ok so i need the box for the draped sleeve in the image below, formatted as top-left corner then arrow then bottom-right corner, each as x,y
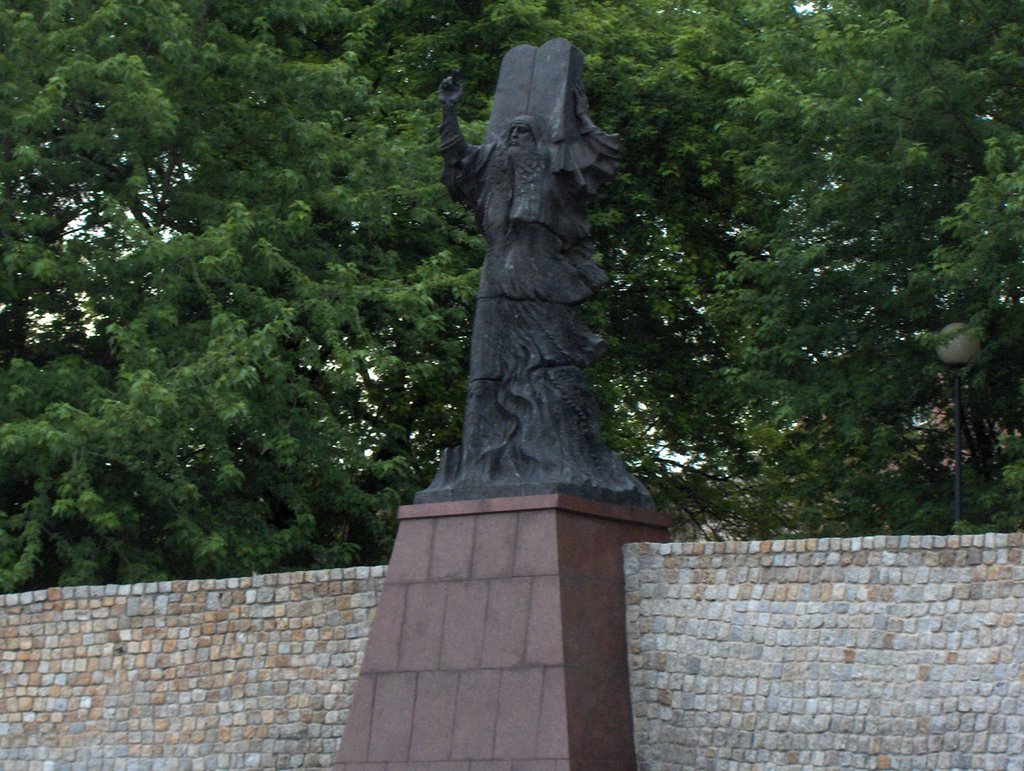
549,127 -> 620,196
439,108 -> 495,210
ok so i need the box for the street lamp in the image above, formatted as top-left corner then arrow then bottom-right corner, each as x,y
935,323 -> 980,527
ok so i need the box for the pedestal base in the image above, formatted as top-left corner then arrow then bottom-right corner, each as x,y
332,495 -> 669,770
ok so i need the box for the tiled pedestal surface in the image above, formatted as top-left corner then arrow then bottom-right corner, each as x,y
332,494 -> 669,771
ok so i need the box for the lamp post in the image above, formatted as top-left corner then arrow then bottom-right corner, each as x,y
935,323 -> 980,526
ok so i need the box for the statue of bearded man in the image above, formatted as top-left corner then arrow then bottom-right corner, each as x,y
416,71 -> 652,508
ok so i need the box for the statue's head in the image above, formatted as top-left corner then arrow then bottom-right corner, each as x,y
505,115 -> 547,151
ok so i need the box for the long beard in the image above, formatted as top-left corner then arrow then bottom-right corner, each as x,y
508,147 -> 546,223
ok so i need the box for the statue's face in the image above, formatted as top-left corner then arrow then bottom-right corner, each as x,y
507,122 -> 536,150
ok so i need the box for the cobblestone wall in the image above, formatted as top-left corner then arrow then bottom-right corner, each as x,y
4,534 -> 1022,770
625,533 -> 1024,771
0,566 -> 384,770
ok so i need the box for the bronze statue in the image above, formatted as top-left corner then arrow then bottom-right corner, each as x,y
417,39 -> 652,508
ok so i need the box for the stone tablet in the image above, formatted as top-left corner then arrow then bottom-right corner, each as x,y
485,38 -> 585,146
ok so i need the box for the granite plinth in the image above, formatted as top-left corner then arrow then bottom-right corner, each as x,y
332,495 -> 669,771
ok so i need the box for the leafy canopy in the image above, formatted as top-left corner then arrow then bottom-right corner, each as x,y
2,0 -> 1023,591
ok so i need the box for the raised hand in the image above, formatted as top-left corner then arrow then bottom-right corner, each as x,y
438,71 -> 463,106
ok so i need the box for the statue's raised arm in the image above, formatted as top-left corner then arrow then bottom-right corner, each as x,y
437,71 -> 467,160
437,71 -> 493,212
418,39 -> 652,509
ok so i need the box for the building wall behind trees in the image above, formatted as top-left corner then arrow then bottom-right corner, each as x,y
2,534 -> 1022,769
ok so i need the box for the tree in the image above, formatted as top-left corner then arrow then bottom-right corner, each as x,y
0,0 -> 480,589
1,0 -> 776,591
711,0 -> 1024,535
4,0 -> 1022,592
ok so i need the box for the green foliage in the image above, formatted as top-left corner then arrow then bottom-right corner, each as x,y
2,0 -> 1022,591
0,0 -> 474,589
710,0 -> 1024,536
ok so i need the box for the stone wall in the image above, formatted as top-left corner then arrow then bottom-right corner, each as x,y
0,566 -> 384,770
3,534 -> 1023,770
625,533 -> 1024,771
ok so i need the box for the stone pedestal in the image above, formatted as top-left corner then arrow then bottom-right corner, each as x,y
332,494 -> 669,771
